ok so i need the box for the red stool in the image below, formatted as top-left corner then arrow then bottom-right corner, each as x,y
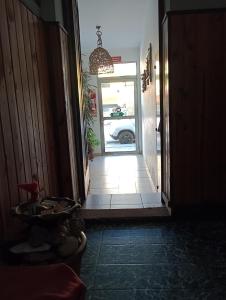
0,263 -> 86,300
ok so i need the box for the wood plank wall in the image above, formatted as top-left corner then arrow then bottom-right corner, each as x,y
0,0 -> 58,239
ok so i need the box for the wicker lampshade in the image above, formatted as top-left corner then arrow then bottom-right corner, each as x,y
89,26 -> 114,75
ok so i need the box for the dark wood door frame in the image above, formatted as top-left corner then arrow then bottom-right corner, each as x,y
158,0 -> 165,197
60,0 -> 166,203
62,0 -> 87,202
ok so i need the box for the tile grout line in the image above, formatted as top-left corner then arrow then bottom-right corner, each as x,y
88,229 -> 104,291
92,227 -> 105,290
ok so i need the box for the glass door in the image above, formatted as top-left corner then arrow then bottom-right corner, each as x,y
99,78 -> 138,153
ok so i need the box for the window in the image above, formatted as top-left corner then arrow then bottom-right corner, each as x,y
98,62 -> 136,78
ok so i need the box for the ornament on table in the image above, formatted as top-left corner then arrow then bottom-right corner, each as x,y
18,174 -> 40,215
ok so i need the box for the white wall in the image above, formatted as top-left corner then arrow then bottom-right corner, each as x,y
77,0 -> 147,50
140,0 -> 159,189
81,47 -> 140,154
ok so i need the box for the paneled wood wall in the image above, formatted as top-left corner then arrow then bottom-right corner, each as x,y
162,10 -> 226,214
0,0 -> 58,238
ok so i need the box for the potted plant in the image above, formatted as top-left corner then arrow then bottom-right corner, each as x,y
87,127 -> 100,160
82,71 -> 100,160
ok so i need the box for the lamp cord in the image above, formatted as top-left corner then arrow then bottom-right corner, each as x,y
96,25 -> 103,47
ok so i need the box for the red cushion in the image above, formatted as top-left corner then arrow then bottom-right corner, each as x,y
0,263 -> 86,300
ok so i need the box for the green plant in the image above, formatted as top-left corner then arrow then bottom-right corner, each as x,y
87,128 -> 100,149
82,70 -> 100,154
83,72 -> 94,128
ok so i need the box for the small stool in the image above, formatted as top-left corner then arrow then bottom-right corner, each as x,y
0,263 -> 86,300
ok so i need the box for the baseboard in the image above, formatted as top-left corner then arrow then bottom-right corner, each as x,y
81,207 -> 170,220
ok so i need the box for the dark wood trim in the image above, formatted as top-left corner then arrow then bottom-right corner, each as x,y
44,21 -> 68,35
158,0 -> 164,195
162,14 -> 168,25
62,0 -> 86,202
45,24 -> 74,198
162,7 -> 226,24
20,0 -> 40,17
167,12 -> 173,206
166,7 -> 226,16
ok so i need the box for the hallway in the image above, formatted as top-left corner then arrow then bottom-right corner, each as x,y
82,155 -> 163,213
81,220 -> 226,300
82,155 -> 165,217
88,155 -> 157,195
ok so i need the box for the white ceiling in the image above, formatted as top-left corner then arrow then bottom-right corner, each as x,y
78,0 -> 148,51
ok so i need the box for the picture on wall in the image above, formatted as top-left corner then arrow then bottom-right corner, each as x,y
142,70 -> 147,93
146,43 -> 152,83
142,42 -> 153,93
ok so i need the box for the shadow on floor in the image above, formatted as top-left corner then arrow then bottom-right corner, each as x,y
81,220 -> 226,300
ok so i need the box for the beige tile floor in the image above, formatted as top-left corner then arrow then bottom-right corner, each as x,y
89,155 -> 156,194
83,155 -> 164,211
83,193 -> 163,209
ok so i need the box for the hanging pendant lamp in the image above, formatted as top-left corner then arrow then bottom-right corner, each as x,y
89,26 -> 114,75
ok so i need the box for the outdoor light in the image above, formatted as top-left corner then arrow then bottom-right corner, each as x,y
89,25 -> 114,75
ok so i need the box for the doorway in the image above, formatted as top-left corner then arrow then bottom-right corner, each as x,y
99,77 -> 139,154
77,0 -> 163,212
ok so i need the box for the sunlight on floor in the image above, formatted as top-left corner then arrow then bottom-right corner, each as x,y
89,155 -> 155,194
82,155 -> 165,214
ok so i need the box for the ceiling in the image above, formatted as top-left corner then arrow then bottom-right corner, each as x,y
78,0 -> 148,51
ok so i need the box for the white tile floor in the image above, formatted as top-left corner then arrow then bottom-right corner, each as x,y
89,155 -> 156,194
83,193 -> 163,209
82,155 -> 165,213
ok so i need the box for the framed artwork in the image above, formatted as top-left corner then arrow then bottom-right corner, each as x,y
142,70 -> 147,93
146,43 -> 152,83
142,43 -> 153,93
